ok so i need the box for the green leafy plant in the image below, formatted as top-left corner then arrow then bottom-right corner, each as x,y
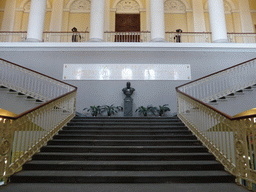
135,105 -> 157,116
156,104 -> 171,116
102,104 -> 123,116
83,105 -> 102,117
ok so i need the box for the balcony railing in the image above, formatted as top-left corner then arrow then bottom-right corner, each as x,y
0,31 -> 27,42
0,58 -> 77,184
0,31 -> 256,43
176,57 -> 256,190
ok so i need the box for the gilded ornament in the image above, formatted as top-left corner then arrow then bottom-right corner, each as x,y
235,140 -> 244,155
0,140 -> 10,155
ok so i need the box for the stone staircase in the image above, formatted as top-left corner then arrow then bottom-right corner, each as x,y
10,116 -> 235,183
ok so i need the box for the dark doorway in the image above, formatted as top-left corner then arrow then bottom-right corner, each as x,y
115,14 -> 140,42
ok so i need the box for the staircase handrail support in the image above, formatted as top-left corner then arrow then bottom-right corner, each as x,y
0,59 -> 77,184
176,57 -> 256,190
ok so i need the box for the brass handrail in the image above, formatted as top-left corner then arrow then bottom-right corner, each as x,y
0,58 -> 77,184
176,57 -> 256,190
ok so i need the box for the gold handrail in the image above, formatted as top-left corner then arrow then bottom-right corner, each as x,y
0,59 -> 77,185
176,57 -> 256,190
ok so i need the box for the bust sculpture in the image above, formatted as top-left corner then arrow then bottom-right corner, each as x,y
122,82 -> 135,117
122,82 -> 135,97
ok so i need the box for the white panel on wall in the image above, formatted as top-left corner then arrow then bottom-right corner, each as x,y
63,64 -> 191,80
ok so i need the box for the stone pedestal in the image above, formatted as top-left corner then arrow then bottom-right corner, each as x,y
124,97 -> 133,117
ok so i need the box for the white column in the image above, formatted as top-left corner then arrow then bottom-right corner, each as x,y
1,0 -> 16,31
150,0 -> 165,42
89,0 -> 106,42
238,0 -> 254,33
49,0 -> 64,31
208,0 -> 228,43
27,0 -> 47,42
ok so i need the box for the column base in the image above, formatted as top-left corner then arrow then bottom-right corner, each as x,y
150,38 -> 166,42
212,39 -> 229,43
26,38 -> 41,42
89,38 -> 104,42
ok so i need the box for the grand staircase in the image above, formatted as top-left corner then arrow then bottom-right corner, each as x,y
10,116 -> 235,184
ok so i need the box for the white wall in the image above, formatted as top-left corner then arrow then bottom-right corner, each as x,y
0,43 -> 255,116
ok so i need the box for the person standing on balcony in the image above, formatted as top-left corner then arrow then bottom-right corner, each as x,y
174,29 -> 182,43
72,27 -> 81,42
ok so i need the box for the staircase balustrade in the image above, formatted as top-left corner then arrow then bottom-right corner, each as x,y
0,58 -> 77,184
176,57 -> 256,190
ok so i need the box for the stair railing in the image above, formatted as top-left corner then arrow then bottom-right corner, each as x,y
0,58 -> 77,184
176,57 -> 256,190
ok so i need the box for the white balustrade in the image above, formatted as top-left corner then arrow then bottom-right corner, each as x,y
0,59 -> 75,102
104,31 -> 151,42
179,59 -> 256,103
0,59 -> 77,184
227,33 -> 256,43
1,31 -> 256,43
0,32 -> 27,42
43,32 -> 89,42
165,32 -> 212,43
176,58 -> 256,190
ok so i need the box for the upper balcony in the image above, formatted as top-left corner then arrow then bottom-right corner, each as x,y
0,31 -> 256,44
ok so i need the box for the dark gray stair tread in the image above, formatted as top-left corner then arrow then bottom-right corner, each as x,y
40,146 -> 208,153
23,160 -> 223,170
63,126 -> 187,130
13,170 -> 232,177
54,134 -> 192,137
74,117 -> 178,120
53,135 -> 197,140
42,146 -> 206,149
25,160 -> 221,165
32,152 -> 215,160
67,124 -> 184,127
48,140 -> 200,146
34,152 -> 212,156
68,121 -> 184,126
57,131 -> 191,136
59,130 -> 189,133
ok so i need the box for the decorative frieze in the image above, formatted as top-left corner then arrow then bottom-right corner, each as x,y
164,0 -> 186,13
70,0 -> 91,12
116,0 -> 140,13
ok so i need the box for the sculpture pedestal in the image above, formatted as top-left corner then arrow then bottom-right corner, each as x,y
124,97 -> 133,117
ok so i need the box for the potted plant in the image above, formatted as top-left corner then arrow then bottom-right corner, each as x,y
83,105 -> 102,117
135,105 -> 157,116
156,104 -> 170,116
102,104 -> 123,117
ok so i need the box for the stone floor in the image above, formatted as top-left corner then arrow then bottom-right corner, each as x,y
0,183 -> 250,192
